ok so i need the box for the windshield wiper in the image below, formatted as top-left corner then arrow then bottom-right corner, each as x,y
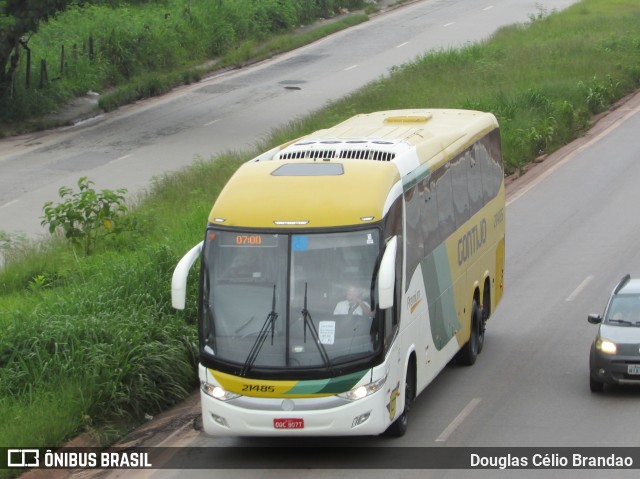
240,285 -> 278,376
608,318 -> 633,325
300,282 -> 333,370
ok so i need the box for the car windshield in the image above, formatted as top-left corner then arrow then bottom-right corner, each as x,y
201,228 -> 382,373
605,294 -> 640,326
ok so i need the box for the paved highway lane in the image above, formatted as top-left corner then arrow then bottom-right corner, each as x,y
0,0 -> 577,240
62,95 -> 640,479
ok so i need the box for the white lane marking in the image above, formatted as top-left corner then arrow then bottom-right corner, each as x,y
344,65 -> 358,71
397,42 -> 409,48
566,275 -> 595,302
204,118 -> 221,127
1,199 -> 18,208
112,154 -> 132,164
444,22 -> 455,27
483,5 -> 494,11
435,397 -> 481,442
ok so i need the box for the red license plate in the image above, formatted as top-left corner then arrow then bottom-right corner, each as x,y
273,418 -> 304,429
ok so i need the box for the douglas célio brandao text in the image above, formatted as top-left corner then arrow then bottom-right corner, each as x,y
470,453 -> 633,469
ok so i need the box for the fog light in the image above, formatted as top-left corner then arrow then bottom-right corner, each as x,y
211,413 -> 229,428
599,368 -> 606,376
351,412 -> 371,428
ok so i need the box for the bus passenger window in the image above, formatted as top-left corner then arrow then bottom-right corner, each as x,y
422,176 -> 440,256
451,153 -> 470,228
434,165 -> 455,241
468,150 -> 483,215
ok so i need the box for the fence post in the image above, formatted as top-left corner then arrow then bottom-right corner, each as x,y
18,39 -> 31,89
60,44 -> 65,77
40,59 -> 48,88
25,45 -> 31,88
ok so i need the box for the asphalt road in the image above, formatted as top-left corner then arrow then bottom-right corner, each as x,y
57,90 -> 640,479
0,0 -> 577,242
12,0 -> 640,477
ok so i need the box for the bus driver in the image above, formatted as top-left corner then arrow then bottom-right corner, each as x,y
334,286 -> 372,317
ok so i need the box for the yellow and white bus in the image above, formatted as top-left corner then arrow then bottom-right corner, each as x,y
172,109 -> 505,437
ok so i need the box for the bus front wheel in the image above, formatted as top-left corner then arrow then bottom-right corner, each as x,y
383,360 -> 416,437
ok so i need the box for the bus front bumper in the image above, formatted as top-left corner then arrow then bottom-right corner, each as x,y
199,384 -> 395,437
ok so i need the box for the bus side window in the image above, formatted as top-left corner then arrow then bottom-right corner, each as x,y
434,164 -> 455,241
404,183 -> 424,282
450,153 -> 470,228
383,307 -> 396,351
422,175 -> 439,255
467,149 -> 483,216
477,136 -> 502,204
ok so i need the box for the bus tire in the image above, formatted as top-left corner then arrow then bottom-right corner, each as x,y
457,301 -> 480,366
477,303 -> 486,354
383,359 -> 416,437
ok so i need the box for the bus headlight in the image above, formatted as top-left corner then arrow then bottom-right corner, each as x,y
338,374 -> 387,401
201,381 -> 240,401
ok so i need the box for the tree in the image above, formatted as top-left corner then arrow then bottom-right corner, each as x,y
0,0 -> 72,94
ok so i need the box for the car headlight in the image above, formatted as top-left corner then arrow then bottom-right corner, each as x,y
597,338 -> 617,355
201,381 -> 240,401
338,374 -> 387,401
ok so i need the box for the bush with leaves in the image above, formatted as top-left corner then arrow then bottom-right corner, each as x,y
41,177 -> 128,255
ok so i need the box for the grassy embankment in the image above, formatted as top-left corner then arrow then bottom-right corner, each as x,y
0,0 -> 373,136
1,0 -> 639,474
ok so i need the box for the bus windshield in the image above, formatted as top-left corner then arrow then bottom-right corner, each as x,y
201,228 -> 382,374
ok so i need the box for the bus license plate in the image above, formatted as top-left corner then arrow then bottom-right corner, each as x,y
628,365 -> 640,375
274,418 -> 304,429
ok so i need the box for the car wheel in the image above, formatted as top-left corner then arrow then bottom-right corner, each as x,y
589,375 -> 604,393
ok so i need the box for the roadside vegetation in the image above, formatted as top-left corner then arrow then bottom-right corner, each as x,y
0,0 -> 373,136
1,0 -> 640,475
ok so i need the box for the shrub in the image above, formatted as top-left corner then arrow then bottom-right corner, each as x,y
41,177 -> 128,255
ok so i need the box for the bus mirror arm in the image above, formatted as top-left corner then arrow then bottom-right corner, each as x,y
171,241 -> 203,310
377,236 -> 397,310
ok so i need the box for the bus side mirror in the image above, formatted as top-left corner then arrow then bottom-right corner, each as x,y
377,236 -> 397,310
171,241 -> 203,310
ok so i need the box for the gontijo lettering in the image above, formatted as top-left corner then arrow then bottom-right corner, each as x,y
458,219 -> 487,266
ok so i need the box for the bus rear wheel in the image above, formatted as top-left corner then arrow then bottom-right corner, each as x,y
477,304 -> 486,354
457,301 -> 481,366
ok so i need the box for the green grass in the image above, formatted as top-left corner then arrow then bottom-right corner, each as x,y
0,155 -> 245,458
0,0 -> 371,133
0,0 -> 639,474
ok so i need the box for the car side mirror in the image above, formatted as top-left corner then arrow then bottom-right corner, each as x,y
587,314 -> 602,324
